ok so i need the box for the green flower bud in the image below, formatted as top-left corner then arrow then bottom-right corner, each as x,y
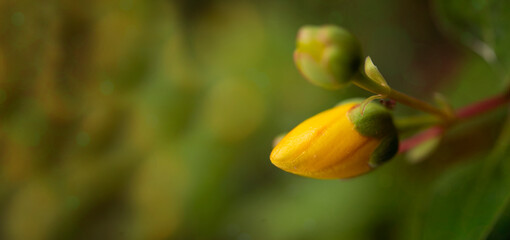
294,25 -> 362,89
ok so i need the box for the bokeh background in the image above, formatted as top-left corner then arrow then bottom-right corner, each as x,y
1,0 -> 510,239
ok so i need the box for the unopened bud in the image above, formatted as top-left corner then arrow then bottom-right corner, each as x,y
270,99 -> 398,179
294,25 -> 362,89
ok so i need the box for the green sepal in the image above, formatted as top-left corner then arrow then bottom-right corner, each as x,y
350,57 -> 392,96
348,100 -> 397,139
364,57 -> 390,91
369,134 -> 399,167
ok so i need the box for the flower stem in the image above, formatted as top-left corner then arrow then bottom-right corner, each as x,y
456,94 -> 508,119
352,73 -> 452,121
388,89 -> 452,121
395,115 -> 440,131
399,93 -> 510,153
399,127 -> 443,153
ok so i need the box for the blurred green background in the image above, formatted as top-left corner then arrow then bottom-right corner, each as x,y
1,0 -> 510,239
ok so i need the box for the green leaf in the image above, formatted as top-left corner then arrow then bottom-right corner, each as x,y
421,113 -> 510,240
406,136 -> 441,164
434,0 -> 510,76
364,56 -> 389,88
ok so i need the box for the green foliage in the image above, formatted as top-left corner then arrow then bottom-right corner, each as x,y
415,1 -> 510,239
434,0 -> 510,77
422,116 -> 510,240
0,0 -> 509,239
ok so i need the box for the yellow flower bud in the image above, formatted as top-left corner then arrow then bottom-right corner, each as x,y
270,99 -> 398,179
294,25 -> 362,89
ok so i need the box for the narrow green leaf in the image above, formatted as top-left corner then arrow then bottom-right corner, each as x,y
421,111 -> 510,240
406,136 -> 441,164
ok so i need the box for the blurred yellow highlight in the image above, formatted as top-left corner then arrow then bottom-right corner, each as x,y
129,149 -> 187,240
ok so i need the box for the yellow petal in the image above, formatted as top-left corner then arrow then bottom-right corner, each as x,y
270,103 -> 380,179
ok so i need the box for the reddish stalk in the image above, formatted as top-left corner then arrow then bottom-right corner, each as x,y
399,94 -> 510,153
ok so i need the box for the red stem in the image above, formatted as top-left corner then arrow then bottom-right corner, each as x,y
399,127 -> 444,153
399,94 -> 510,153
456,94 -> 508,119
